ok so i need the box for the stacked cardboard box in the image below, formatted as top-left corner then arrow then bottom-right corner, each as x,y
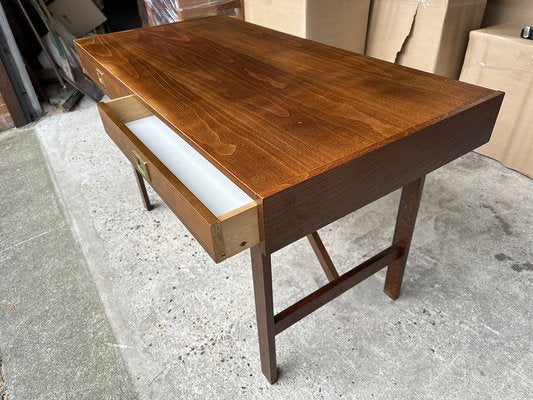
366,0 -> 486,79
244,0 -> 370,54
48,0 -> 106,37
482,0 -> 533,27
460,26 -> 533,177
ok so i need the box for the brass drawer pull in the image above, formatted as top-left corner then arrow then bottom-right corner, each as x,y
96,68 -> 105,87
132,150 -> 150,181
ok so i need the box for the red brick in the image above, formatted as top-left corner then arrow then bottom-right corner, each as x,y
0,92 -> 13,130
0,92 -> 12,120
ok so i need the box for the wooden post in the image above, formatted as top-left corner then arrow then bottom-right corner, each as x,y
384,176 -> 425,300
251,244 -> 277,383
133,167 -> 153,211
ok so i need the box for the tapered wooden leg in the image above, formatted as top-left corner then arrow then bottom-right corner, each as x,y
384,176 -> 425,300
133,168 -> 153,211
307,231 -> 339,282
251,245 -> 277,384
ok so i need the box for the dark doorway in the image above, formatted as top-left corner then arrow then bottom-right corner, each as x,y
103,0 -> 142,32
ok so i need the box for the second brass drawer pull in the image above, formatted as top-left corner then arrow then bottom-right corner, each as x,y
132,150 -> 150,181
96,68 -> 105,87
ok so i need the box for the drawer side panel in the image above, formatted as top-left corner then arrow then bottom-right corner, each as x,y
219,202 -> 260,258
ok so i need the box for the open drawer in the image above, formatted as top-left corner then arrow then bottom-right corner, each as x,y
97,95 -> 260,263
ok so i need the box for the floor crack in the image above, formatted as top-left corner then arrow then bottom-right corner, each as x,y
0,226 -> 64,255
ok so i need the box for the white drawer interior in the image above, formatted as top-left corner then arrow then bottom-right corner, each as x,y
126,116 -> 253,217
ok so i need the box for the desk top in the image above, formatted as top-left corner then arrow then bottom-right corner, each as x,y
76,16 -> 501,199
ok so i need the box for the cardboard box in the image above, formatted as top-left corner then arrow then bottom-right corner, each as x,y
48,0 -> 106,37
460,26 -> 533,177
366,0 -> 486,79
482,0 -> 533,27
243,0 -> 370,54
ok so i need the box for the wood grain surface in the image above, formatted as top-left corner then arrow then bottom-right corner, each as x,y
75,16 -> 502,200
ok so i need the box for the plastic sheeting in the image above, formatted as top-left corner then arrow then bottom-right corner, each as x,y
141,0 -> 242,26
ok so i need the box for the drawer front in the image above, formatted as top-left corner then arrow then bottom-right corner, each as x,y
77,46 -> 131,99
97,95 -> 260,262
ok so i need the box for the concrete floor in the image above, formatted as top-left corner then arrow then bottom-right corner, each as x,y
0,129 -> 135,399
0,97 -> 532,399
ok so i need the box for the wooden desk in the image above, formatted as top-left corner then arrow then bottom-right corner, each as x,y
75,16 -> 503,383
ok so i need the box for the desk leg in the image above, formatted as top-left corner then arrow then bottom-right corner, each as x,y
132,168 -> 153,211
384,176 -> 425,300
251,245 -> 277,384
307,231 -> 340,282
